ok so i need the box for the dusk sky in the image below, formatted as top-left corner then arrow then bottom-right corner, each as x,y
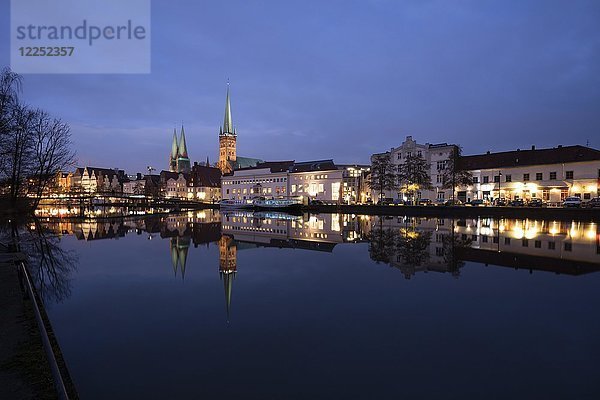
1,0 -> 599,173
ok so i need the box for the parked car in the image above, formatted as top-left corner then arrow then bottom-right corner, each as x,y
587,197 -> 600,208
394,198 -> 406,205
494,198 -> 508,206
563,196 -> 582,208
433,199 -> 446,206
528,198 -> 546,207
417,198 -> 432,206
376,197 -> 394,206
310,199 -> 324,205
444,199 -> 463,206
468,199 -> 487,207
509,199 -> 525,207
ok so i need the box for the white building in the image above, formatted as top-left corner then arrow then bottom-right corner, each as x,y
371,136 -> 456,202
72,167 -> 125,194
123,176 -> 146,195
458,145 -> 600,205
221,160 -> 343,204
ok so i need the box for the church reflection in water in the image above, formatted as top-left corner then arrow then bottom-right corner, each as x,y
39,210 -> 600,319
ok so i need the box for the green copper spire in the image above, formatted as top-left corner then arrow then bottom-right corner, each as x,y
178,125 -> 188,158
222,83 -> 234,135
171,128 -> 178,159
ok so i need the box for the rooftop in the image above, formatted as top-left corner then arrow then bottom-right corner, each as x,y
458,145 -> 600,170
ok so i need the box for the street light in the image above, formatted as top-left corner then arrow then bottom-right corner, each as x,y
498,171 -> 502,201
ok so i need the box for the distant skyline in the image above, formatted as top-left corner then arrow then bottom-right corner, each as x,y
1,0 -> 599,173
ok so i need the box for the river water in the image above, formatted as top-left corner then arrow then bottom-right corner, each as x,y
29,211 -> 600,399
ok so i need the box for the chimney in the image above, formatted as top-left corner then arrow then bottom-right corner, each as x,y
517,148 -> 520,151
531,145 -> 535,150
486,150 -> 490,155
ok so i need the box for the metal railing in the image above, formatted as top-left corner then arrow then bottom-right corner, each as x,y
18,261 -> 70,400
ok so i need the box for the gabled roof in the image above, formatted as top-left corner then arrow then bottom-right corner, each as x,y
190,165 -> 221,187
458,145 -> 600,170
159,170 -> 188,181
74,167 -> 126,180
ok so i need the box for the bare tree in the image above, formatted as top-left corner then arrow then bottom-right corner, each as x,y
369,152 -> 398,202
29,110 -> 76,205
0,68 -> 75,210
442,146 -> 473,201
397,153 -> 432,203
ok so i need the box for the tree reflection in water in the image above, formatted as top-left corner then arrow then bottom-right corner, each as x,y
367,216 -> 472,278
367,218 -> 397,264
0,217 -> 78,303
442,219 -> 473,275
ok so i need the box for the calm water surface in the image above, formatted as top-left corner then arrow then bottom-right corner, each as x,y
32,211 -> 600,399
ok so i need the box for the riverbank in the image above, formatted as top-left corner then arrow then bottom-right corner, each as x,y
305,204 -> 600,221
0,249 -> 78,399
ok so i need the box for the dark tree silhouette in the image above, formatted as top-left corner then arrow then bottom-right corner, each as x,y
369,152 -> 398,201
442,146 -> 473,201
367,217 -> 398,264
0,68 -> 75,211
397,153 -> 432,203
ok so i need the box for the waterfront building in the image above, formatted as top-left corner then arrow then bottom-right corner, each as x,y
457,145 -> 600,204
161,170 -> 190,199
71,167 -> 126,194
216,84 -> 262,174
337,164 -> 371,204
288,160 -> 343,203
221,160 -> 344,203
189,163 -> 222,202
169,126 -> 191,173
160,163 -> 222,201
371,136 -> 457,202
122,173 -> 146,195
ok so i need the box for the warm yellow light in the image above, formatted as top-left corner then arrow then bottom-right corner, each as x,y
585,228 -> 597,241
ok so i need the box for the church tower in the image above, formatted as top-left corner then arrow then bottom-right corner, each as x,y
169,128 -> 178,172
177,125 -> 191,173
169,126 -> 191,173
217,83 -> 237,174
219,235 -> 237,321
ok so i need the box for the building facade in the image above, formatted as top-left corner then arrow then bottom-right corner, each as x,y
160,163 -> 222,202
457,145 -> 600,204
72,167 -> 126,194
371,136 -> 457,202
337,164 -> 371,204
221,160 -> 344,203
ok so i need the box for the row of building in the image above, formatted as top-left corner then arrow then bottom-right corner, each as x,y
53,84 -> 600,205
372,136 -> 600,205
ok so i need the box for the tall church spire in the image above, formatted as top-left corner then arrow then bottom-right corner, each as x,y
171,128 -> 179,159
178,125 -> 188,158
222,83 -> 234,135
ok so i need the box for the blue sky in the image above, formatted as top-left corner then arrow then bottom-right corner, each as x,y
1,0 -> 599,173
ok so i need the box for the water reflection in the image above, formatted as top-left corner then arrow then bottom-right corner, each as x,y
31,211 -> 600,306
0,217 -> 78,303
20,211 -> 600,399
